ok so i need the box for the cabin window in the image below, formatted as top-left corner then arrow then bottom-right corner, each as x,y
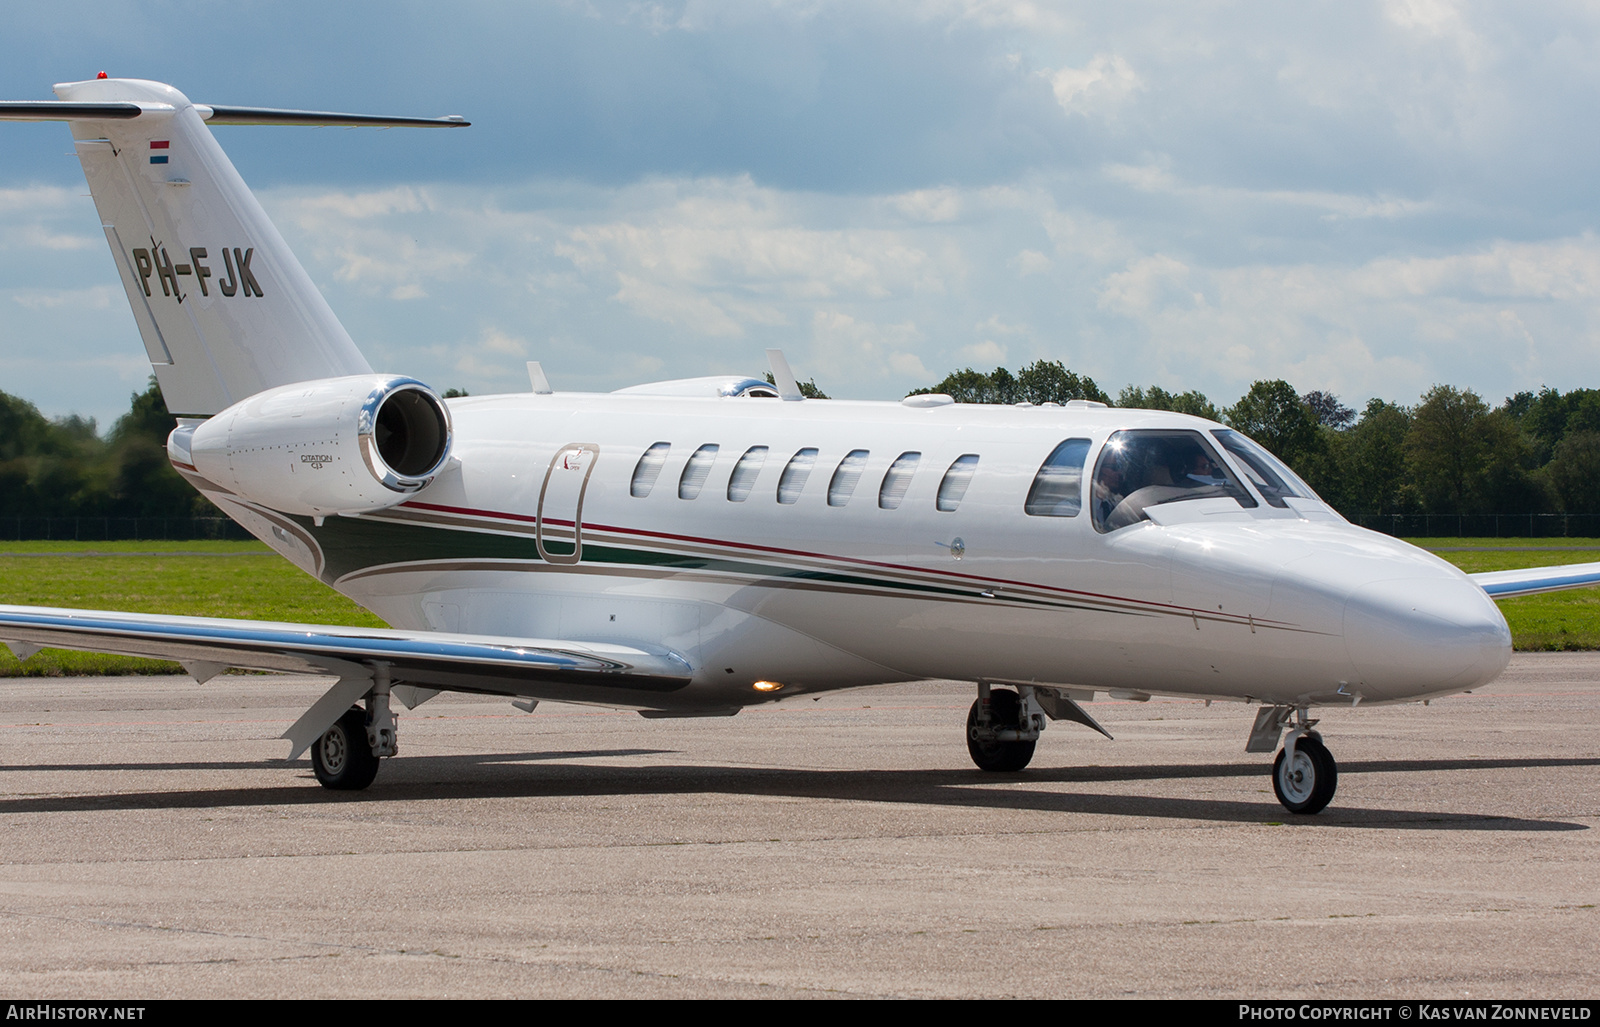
828,450 -> 870,507
630,442 -> 670,498
777,448 -> 819,504
1024,439 -> 1091,517
727,446 -> 767,502
936,454 -> 980,512
878,452 -> 921,510
1211,429 -> 1317,508
678,444 -> 719,500
1091,429 -> 1256,533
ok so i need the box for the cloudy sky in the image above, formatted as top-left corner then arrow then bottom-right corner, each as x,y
3,0 -> 1599,425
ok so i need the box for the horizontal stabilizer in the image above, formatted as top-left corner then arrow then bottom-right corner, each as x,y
200,105 -> 469,127
1470,561 -> 1600,599
0,101 -> 143,121
0,101 -> 468,127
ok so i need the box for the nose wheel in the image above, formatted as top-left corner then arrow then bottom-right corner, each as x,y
1272,731 -> 1337,815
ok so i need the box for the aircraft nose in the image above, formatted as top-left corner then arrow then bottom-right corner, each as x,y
1342,576 -> 1511,698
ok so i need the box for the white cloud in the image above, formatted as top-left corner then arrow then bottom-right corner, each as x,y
1046,53 -> 1142,115
479,327 -> 529,356
1011,248 -> 1052,276
1104,163 -> 1431,221
889,188 -> 962,223
7,284 -> 118,310
611,273 -> 751,337
962,338 -> 1007,364
809,310 -> 928,382
0,186 -> 82,215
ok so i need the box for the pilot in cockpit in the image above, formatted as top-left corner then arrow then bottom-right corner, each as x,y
1180,449 -> 1223,488
1093,448 -> 1127,523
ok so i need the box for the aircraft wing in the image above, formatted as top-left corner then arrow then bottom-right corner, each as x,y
1469,561 -> 1600,599
0,604 -> 694,756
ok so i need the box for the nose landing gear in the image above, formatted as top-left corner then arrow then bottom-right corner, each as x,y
1251,704 -> 1338,815
1273,731 -> 1337,814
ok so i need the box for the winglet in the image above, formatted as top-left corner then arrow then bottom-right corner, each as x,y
766,349 -> 803,402
527,361 -> 553,395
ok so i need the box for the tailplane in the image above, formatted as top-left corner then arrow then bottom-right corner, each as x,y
1,78 -> 467,416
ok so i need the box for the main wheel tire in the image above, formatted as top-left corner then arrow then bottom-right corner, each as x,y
1272,734 -> 1337,814
311,706 -> 381,791
966,689 -> 1036,772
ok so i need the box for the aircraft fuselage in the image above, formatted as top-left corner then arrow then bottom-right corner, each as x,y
190,391 -> 1513,714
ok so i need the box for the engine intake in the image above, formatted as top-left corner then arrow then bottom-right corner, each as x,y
178,375 -> 453,516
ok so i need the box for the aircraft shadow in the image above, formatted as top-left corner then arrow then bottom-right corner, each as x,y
0,748 -> 675,774
0,753 -> 1590,830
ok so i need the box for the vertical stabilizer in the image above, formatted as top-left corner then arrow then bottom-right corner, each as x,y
50,79 -> 372,415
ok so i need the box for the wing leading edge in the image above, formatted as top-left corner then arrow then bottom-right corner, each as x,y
0,604 -> 694,755
1469,561 -> 1600,599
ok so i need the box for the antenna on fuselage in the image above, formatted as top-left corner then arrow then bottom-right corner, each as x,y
765,349 -> 804,401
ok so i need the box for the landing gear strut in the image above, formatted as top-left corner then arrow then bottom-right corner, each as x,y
1268,706 -> 1338,815
966,685 -> 1040,772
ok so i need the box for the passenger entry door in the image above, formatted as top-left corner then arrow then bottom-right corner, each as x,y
537,443 -> 600,565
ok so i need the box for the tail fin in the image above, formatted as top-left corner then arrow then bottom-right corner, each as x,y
2,78 -> 467,416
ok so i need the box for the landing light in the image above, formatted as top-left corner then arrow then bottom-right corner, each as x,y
752,680 -> 783,693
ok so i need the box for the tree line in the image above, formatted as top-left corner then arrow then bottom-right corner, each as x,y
0,379 -> 208,519
913,361 -> 1600,518
5,365 -> 1598,520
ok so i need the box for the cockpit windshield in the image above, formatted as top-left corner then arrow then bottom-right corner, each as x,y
1091,430 -> 1256,532
1210,429 -> 1319,508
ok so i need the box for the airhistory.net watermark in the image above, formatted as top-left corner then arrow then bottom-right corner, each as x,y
4,1007 -> 145,1021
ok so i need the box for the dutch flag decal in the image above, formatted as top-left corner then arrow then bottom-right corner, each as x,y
149,140 -> 169,165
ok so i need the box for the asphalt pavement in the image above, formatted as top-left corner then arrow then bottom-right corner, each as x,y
0,655 -> 1596,998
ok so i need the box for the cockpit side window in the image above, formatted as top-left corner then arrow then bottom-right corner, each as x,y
1024,439 -> 1091,517
1091,430 -> 1256,533
1210,429 -> 1318,508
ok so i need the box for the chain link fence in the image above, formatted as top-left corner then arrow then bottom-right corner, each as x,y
1351,513 -> 1600,538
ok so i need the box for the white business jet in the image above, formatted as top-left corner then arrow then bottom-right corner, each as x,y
2,78 -> 1593,815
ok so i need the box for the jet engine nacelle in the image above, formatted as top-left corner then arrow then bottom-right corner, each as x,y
177,375 -> 453,517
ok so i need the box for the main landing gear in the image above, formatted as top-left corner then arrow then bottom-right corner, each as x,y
312,706 -> 380,789
1251,704 -> 1338,815
310,683 -> 398,791
966,684 -> 1042,772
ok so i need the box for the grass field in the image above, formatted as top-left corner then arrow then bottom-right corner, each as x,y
1,536 -> 1597,675
0,540 -> 383,676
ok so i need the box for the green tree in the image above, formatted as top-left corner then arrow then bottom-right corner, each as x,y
1544,431 -> 1600,514
1406,385 -> 1489,514
1341,399 -> 1413,515
1117,384 -> 1220,421
0,390 -> 100,517
106,378 -> 213,517
1224,381 -> 1321,465
1477,409 -> 1548,514
1015,360 -> 1109,405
